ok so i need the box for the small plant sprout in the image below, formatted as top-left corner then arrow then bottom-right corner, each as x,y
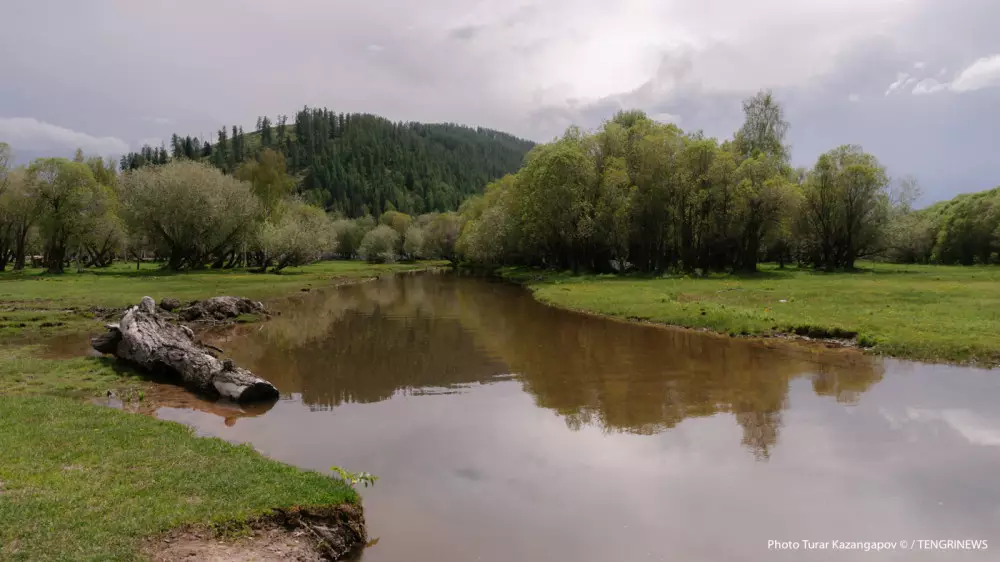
330,466 -> 378,488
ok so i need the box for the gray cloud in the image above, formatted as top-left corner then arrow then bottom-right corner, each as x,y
448,25 -> 483,41
0,0 -> 996,201
0,117 -> 129,157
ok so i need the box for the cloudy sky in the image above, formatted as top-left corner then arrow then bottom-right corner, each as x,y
1,0 -> 998,203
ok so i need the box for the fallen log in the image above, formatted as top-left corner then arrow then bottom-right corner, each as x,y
91,296 -> 279,402
177,296 -> 267,322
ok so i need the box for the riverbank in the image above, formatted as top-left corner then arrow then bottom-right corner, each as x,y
0,260 -> 443,560
0,260 -> 443,340
502,262 -> 1000,366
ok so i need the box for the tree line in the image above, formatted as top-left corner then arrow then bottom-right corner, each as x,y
455,91 -> 965,272
120,108 -> 535,218
0,142 -> 461,274
1,94 -> 995,276
885,186 -> 1000,265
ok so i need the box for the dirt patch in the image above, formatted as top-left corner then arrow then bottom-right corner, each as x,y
144,505 -> 366,562
148,526 -> 321,562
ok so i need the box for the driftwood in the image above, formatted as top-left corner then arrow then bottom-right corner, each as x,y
176,296 -> 267,322
92,296 -> 279,402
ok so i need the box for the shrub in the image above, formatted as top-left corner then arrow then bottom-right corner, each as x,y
262,201 -> 333,271
331,216 -> 374,259
358,225 -> 400,263
402,226 -> 425,260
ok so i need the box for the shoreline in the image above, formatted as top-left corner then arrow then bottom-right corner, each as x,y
0,261 -> 445,561
500,266 -> 1000,369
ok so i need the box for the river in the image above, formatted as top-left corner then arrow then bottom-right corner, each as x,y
116,272 -> 999,560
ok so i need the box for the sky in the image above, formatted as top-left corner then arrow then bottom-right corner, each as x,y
1,0 -> 998,204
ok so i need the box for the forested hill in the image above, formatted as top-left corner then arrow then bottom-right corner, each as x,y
122,107 -> 535,217
900,185 -> 1000,265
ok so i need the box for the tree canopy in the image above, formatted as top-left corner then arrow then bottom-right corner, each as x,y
457,92 -> 894,273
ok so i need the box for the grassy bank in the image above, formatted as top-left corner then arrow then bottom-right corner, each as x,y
0,351 -> 359,560
0,260 -> 445,559
0,394 -> 357,560
503,262 -> 1000,366
0,260 -> 444,339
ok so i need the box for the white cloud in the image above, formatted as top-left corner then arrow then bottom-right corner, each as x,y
650,112 -> 681,124
884,72 -> 910,96
367,44 -> 385,53
148,117 -> 172,125
891,54 -> 1000,96
911,78 -> 947,95
0,117 -> 129,156
848,93 -> 861,102
913,61 -> 925,69
905,408 -> 1000,447
951,53 -> 1000,92
137,137 -> 164,149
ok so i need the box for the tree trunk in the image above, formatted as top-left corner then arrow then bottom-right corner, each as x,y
91,297 -> 279,402
13,229 -> 27,271
46,243 -> 66,274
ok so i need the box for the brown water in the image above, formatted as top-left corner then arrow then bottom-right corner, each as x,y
137,272 -> 997,561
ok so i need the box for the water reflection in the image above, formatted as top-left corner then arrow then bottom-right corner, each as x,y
156,273 -> 1000,562
96,383 -> 276,425
206,272 -> 883,459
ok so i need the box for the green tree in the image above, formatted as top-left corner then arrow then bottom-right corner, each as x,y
331,216 -> 374,259
0,167 -> 40,270
457,177 -> 515,264
234,149 -> 296,219
731,154 -> 796,271
215,128 -> 229,170
511,139 -> 597,270
120,161 -> 260,270
171,134 -> 183,159
0,142 -> 12,194
27,158 -> 101,273
733,89 -> 789,162
260,116 -> 273,148
260,200 -> 332,271
402,225 -> 425,259
359,224 -> 400,263
800,145 -> 890,270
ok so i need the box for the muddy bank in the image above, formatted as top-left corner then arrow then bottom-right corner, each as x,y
145,505 -> 367,562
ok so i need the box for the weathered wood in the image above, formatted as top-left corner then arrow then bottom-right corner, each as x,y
91,296 -> 278,402
177,296 -> 266,322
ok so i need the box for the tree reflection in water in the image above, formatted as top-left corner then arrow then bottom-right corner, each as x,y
206,272 -> 884,460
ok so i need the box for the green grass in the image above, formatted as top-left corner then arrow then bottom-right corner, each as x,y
0,340 -> 361,561
0,260 -> 444,339
503,262 -> 1000,366
0,346 -> 142,398
0,259 -> 444,559
0,395 -> 356,561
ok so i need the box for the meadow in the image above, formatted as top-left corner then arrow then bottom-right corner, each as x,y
504,262 -> 1000,366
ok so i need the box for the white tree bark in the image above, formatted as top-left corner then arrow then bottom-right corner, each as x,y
92,296 -> 279,402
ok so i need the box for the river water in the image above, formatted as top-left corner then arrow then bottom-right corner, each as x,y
140,272 -> 998,561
